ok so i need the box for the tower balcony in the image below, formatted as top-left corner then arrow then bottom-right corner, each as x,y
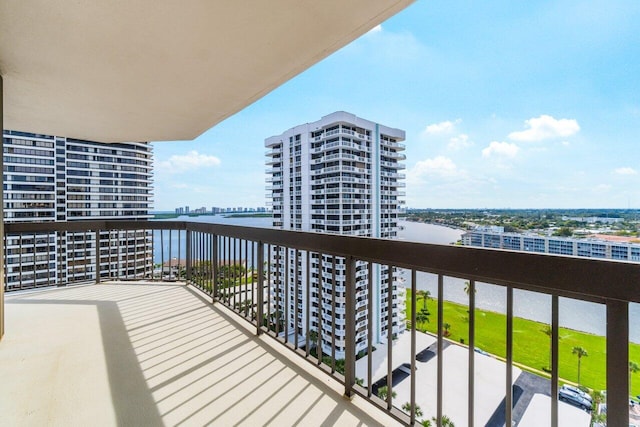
0,220 -> 636,426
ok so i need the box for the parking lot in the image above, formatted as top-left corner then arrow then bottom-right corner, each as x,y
357,331 -> 592,427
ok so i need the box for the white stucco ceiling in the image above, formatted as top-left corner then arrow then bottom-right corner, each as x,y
0,0 -> 413,143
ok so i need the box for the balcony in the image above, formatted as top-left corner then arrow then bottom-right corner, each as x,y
1,219 -> 638,426
0,281 -> 398,426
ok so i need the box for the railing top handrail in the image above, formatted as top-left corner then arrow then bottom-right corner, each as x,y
6,220 -> 639,304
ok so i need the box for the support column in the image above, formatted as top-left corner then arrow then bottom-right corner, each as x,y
607,299 -> 629,427
1,75 -> 4,340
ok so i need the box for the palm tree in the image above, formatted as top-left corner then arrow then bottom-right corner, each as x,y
432,415 -> 455,427
377,385 -> 396,400
401,402 -> 423,418
307,329 -> 318,351
463,281 -> 475,296
416,290 -> 431,310
542,325 -> 562,371
416,308 -> 430,326
630,361 -> 640,393
572,346 -> 588,385
443,322 -> 451,337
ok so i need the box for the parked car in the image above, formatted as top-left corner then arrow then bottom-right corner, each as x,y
560,384 -> 593,404
559,388 -> 592,412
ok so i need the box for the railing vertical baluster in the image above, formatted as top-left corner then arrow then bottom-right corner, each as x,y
118,231 -> 122,280
256,241 -> 264,335
275,246 -> 280,337
267,244 -> 272,334
506,286 -> 513,425
95,230 -> 101,284
168,229 -> 172,280
200,232 -> 204,288
367,261 -> 373,398
148,229 -> 152,280
19,234 -> 23,289
210,234 -> 213,294
201,233 -> 205,290
551,295 -> 559,427
224,235 -> 228,303
133,230 -> 138,279
54,232 -> 58,287
32,232 -> 36,288
344,255 -> 356,399
212,234 -> 218,301
160,230 -> 164,281
127,230 -> 132,280
176,229 -> 180,282
294,249 -> 299,348
111,230 -> 114,279
244,239 -> 249,317
468,279 -> 475,427
606,299 -> 629,426
252,241 -> 257,320
46,234 -> 51,287
410,269 -> 417,425
185,229 -> 191,283
386,263 -> 393,410
225,236 -> 233,305
305,251 -> 311,357
317,254 -> 323,364
437,274 -> 444,425
194,232 -> 198,287
68,232 -> 72,284
285,247 -> 289,344
194,232 -> 198,286
331,256 -> 336,372
144,230 -> 156,281
4,233 -> 7,290
209,233 -> 213,299
83,231 -> 88,282
231,237 -> 235,308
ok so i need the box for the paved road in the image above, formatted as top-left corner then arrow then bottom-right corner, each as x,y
486,370 -> 550,427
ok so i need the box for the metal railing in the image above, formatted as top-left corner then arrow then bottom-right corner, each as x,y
4,220 -> 638,426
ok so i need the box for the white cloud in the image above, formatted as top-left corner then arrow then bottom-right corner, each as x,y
508,115 -> 580,142
409,156 -> 462,181
158,150 -> 221,174
422,119 -> 461,137
482,141 -> 519,158
448,133 -> 473,150
614,167 -> 638,176
561,141 -> 571,146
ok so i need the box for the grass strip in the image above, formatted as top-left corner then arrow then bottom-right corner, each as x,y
406,289 -> 640,395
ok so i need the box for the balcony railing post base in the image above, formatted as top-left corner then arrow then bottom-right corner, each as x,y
342,391 -> 355,401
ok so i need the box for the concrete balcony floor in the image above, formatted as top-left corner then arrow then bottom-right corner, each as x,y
0,282 -> 399,426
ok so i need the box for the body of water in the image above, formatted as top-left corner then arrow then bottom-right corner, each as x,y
153,215 -> 639,342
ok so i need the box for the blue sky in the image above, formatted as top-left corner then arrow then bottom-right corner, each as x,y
152,0 -> 640,211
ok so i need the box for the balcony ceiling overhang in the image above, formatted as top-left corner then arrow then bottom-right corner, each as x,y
0,0 -> 413,143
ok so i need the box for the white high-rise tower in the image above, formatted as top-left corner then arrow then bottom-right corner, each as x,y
265,111 -> 406,358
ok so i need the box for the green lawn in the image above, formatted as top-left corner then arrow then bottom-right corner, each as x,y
406,289 -> 640,395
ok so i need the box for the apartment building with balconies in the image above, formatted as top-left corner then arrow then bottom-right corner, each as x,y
3,131 -> 153,290
265,111 -> 406,358
462,229 -> 640,261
